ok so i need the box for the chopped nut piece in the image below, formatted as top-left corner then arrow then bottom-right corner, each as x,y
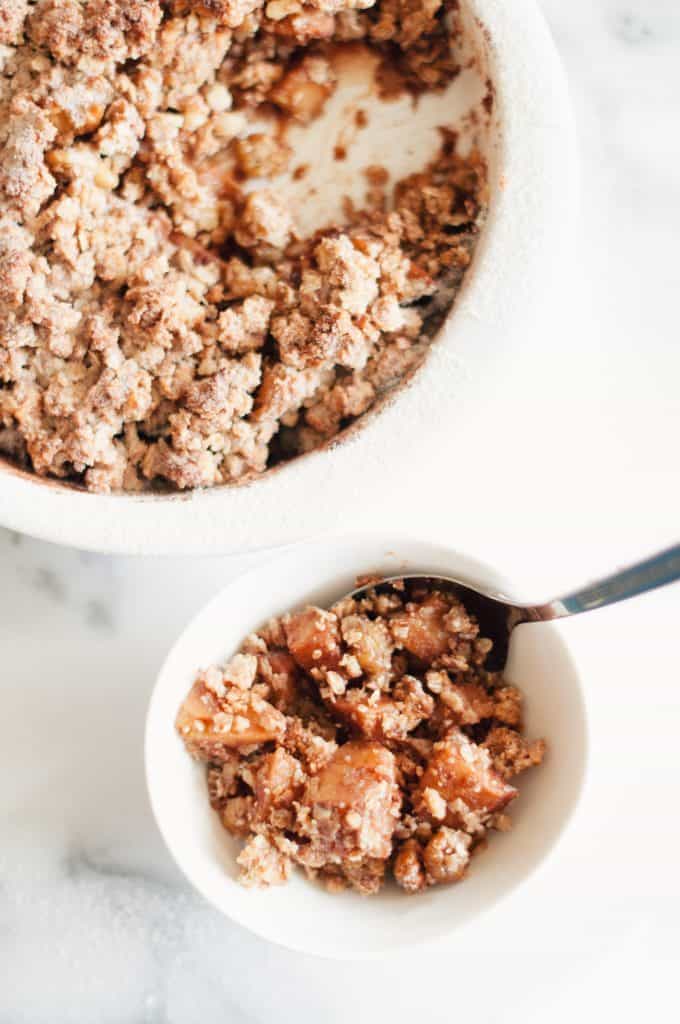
235,189 -> 294,249
223,653 -> 258,690
394,838 -> 426,893
237,833 -> 292,887
492,685 -> 523,727
423,827 -> 471,884
222,795 -> 256,837
483,727 -> 546,780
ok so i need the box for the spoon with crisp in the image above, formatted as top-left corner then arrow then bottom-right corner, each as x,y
346,543 -> 680,670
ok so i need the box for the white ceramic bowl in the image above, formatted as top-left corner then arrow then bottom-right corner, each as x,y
0,0 -> 577,555
145,535 -> 588,958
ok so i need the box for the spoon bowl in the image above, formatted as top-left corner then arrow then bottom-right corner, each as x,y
346,574 -> 524,671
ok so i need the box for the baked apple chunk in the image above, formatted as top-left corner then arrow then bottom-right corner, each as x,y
416,729 -> 517,829
298,740 -> 400,862
176,671 -> 286,759
283,607 -> 342,672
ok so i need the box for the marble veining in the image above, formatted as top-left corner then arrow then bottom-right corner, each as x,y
613,12 -> 652,44
1,2 -> 680,1022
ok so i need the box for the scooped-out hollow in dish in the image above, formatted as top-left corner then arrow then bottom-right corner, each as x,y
0,0 -> 490,494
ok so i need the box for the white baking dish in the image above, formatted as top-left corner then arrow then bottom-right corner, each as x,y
0,0 -> 577,555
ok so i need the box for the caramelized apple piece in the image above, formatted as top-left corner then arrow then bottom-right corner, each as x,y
416,729 -> 517,826
390,592 -> 454,663
252,748 -> 304,819
175,678 -> 286,758
283,606 -> 342,671
269,58 -> 334,123
332,677 -> 434,741
434,676 -> 495,725
332,690 -> 403,740
340,614 -> 393,677
50,99 -> 106,136
443,682 -> 494,723
299,740 -> 400,861
272,9 -> 334,43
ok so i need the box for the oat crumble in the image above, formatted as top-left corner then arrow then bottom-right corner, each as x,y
0,0 -> 485,492
176,578 -> 546,894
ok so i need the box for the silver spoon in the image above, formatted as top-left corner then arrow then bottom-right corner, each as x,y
349,543 -> 680,670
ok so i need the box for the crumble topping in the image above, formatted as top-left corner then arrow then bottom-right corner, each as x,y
0,0 -> 485,493
176,577 -> 546,894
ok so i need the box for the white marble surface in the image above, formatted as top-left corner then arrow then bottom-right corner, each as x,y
2,1 -> 680,1020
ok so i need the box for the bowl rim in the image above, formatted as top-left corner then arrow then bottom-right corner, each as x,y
0,0 -> 578,555
144,532 -> 590,958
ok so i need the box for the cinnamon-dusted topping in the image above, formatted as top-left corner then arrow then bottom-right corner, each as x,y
393,837 -> 426,893
421,826 -> 470,883
236,833 -> 292,887
0,0 -> 485,493
234,133 -> 291,178
0,0 -> 29,45
176,577 -> 546,894
483,726 -> 547,780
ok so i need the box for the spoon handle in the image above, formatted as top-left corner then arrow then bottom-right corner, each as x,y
534,543 -> 680,620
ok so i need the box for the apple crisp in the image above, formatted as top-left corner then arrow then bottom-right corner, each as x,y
176,578 -> 546,894
0,0 -> 485,493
